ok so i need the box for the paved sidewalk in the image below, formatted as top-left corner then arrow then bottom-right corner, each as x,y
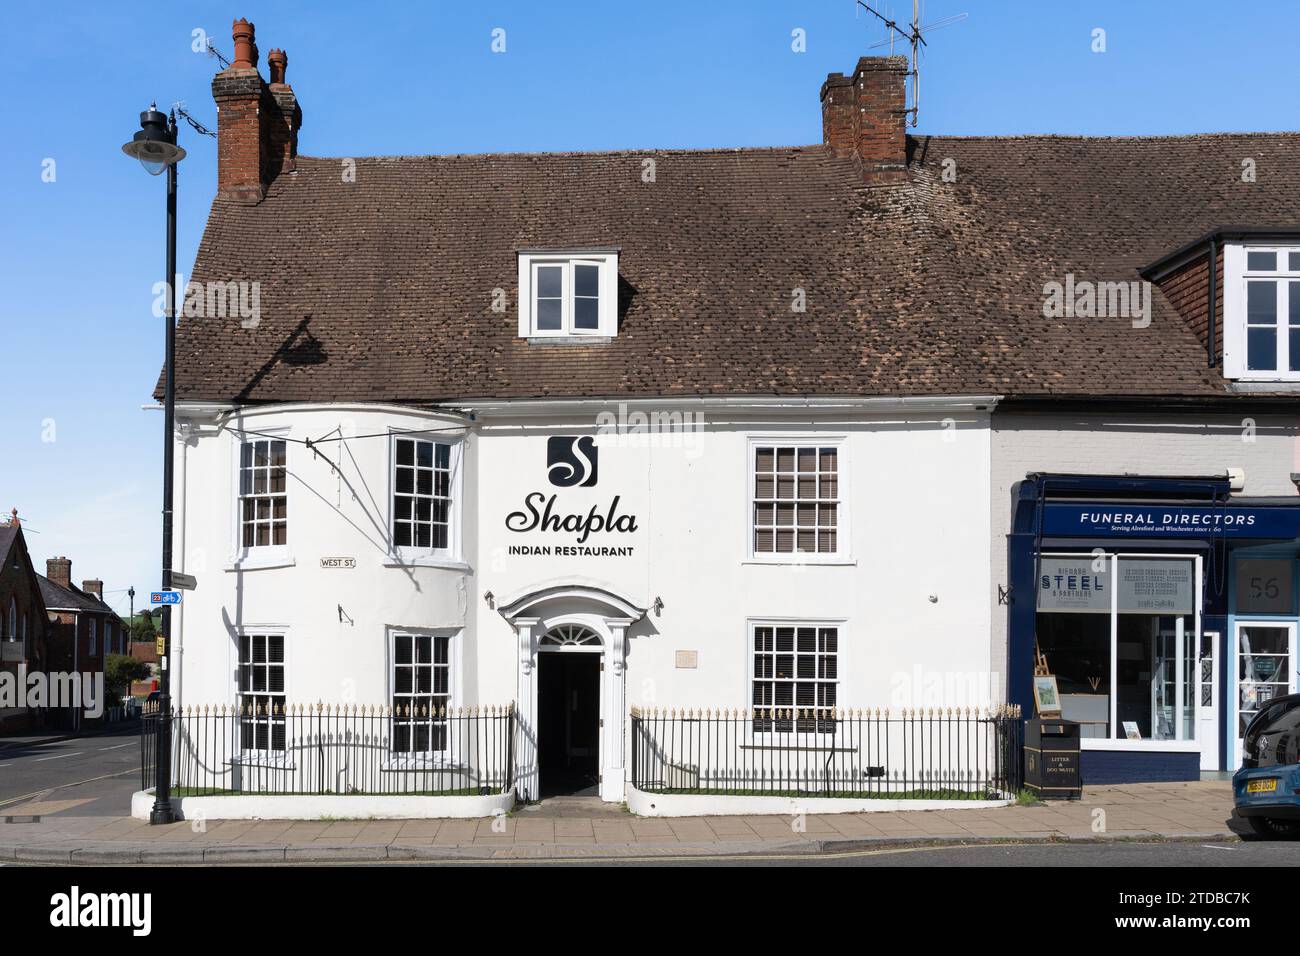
0,781 -> 1240,864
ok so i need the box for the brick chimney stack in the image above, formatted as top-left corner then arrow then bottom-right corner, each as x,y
47,556 -> 71,591
212,18 -> 302,204
820,56 -> 910,184
82,579 -> 104,601
265,48 -> 302,176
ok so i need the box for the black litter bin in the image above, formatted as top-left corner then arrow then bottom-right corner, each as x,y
1024,718 -> 1081,800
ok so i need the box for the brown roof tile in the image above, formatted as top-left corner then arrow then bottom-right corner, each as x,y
165,132 -> 1300,403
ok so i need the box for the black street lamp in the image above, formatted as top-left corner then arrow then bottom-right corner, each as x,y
122,104 -> 185,825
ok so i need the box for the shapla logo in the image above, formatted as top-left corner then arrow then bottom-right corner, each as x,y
506,435 -> 636,545
547,436 -> 598,487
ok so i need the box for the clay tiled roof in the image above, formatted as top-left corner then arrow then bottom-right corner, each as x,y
166,132 -> 1300,404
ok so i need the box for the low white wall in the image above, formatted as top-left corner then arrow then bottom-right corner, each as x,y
130,788 -> 514,821
626,786 -> 1010,817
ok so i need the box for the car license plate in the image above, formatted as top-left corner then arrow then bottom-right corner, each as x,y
1246,779 -> 1278,794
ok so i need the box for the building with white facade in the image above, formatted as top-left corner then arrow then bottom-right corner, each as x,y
161,20 -> 1300,805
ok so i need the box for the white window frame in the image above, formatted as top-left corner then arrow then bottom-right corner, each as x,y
6,599 -> 15,643
227,427 -> 294,571
233,628 -> 292,765
386,431 -> 464,566
745,618 -> 844,741
1231,619 -> 1298,769
517,251 -> 618,338
1039,551 -> 1202,753
1223,243 -> 1300,381
745,436 -> 851,564
384,626 -> 462,770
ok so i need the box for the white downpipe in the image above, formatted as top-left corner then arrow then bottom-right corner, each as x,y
173,423 -> 188,708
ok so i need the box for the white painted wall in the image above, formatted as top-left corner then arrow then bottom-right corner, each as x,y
173,405 -> 474,709
473,407 -> 994,714
172,399 -> 997,798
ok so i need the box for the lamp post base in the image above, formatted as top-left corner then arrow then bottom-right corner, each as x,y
149,802 -> 176,826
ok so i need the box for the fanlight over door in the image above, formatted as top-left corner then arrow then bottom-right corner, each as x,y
540,625 -> 602,648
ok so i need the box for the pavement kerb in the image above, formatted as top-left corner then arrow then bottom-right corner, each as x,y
0,828 -> 1244,864
807,829 -> 1240,855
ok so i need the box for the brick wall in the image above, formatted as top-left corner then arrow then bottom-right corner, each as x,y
1155,246 -> 1224,364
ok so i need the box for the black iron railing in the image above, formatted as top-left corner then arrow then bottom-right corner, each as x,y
141,703 -> 515,796
630,705 -> 1023,799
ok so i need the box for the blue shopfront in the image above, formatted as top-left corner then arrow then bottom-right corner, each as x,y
1009,474 -> 1300,783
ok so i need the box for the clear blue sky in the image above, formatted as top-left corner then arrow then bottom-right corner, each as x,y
0,0 -> 1295,616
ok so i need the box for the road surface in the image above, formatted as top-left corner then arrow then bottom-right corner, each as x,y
0,728 -> 142,817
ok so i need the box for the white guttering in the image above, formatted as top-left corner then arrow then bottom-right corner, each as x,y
153,401 -> 476,423
150,396 -> 1003,420
451,395 -> 1003,419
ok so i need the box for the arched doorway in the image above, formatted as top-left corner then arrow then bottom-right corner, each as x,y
498,584 -> 646,802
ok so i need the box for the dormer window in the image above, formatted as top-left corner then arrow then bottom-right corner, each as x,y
517,250 -> 618,339
1224,245 -> 1300,380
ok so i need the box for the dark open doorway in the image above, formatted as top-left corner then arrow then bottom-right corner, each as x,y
537,652 -> 601,797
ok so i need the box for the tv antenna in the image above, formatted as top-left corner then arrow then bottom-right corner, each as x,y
856,1 -> 968,127
205,36 -> 232,69
170,100 -> 217,138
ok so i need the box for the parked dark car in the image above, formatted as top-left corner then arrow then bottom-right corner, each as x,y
1233,693 -> 1300,839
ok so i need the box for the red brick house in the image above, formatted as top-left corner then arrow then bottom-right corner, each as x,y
0,511 -> 49,731
38,555 -> 126,731
128,639 -> 160,697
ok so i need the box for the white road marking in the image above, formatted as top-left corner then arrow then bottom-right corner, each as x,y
33,752 -> 81,762
1200,843 -> 1238,851
0,767 -> 140,809
97,743 -> 133,752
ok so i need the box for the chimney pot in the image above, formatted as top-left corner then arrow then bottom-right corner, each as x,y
231,18 -> 258,70
267,48 -> 288,87
82,579 -> 104,601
